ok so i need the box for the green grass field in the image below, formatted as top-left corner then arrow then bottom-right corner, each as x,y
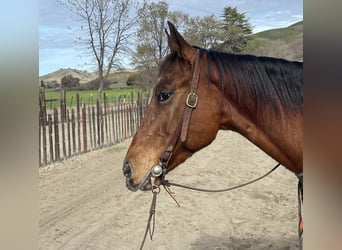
44,88 -> 150,108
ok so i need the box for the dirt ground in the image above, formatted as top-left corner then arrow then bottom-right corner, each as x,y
39,130 -> 300,250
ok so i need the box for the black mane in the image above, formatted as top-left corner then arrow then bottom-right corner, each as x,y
205,49 -> 303,117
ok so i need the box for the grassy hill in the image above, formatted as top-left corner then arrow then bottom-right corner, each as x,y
39,68 -> 139,89
39,68 -> 97,86
243,21 -> 303,61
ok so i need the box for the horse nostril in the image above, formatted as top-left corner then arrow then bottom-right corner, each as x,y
123,161 -> 132,179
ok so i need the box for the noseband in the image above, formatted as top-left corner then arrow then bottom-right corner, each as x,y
148,49 -> 202,187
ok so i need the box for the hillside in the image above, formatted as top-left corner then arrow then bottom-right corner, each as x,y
39,68 -> 97,87
39,68 -> 140,89
244,21 -> 303,61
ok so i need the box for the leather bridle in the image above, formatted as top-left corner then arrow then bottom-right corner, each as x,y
148,49 -> 202,188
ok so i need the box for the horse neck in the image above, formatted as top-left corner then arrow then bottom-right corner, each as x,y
202,51 -> 302,172
211,73 -> 302,173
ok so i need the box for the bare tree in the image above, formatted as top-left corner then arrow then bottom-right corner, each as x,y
58,0 -> 139,102
131,1 -> 188,86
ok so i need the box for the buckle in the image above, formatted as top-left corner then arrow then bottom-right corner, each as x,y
186,92 -> 198,108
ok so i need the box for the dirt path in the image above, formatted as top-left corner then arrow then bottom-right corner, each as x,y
39,130 -> 300,249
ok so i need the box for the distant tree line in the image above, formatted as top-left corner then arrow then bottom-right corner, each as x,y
58,0 -> 253,94
40,79 -> 59,89
131,2 -> 252,86
61,74 -> 80,89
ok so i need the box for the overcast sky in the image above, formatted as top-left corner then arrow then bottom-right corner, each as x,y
39,0 -> 303,76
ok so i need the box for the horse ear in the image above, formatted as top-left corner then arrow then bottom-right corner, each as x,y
165,27 -> 174,51
166,21 -> 196,62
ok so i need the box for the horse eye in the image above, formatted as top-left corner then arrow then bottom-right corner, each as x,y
156,91 -> 173,103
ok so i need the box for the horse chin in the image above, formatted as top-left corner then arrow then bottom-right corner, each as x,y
139,182 -> 153,191
125,179 -> 140,192
125,178 -> 155,192
138,178 -> 163,191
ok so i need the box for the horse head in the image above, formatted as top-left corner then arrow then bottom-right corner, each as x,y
123,22 -> 225,191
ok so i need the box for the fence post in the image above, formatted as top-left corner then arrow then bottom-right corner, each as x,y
108,101 -> 113,145
88,105 -> 93,150
71,108 -> 76,155
76,93 -> 81,154
92,105 -> 96,149
111,106 -> 115,144
60,88 -> 66,121
130,92 -> 134,137
60,89 -> 66,160
138,92 -> 143,126
104,92 -> 109,146
101,102 -> 104,146
39,88 -> 47,166
53,108 -> 60,161
82,103 -> 87,153
123,100 -> 127,139
96,99 -> 101,147
61,116 -> 66,160
67,109 -> 71,157
115,100 -> 120,142
48,114 -> 53,163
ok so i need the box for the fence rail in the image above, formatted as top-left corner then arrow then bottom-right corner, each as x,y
39,88 -> 150,166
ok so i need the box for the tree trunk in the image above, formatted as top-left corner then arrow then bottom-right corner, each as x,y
97,72 -> 105,104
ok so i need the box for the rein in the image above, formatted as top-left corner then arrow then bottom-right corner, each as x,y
162,163 -> 280,193
139,163 -> 281,250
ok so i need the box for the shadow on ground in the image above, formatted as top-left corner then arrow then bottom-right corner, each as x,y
190,233 -> 299,250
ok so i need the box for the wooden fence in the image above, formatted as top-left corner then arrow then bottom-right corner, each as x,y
39,88 -> 150,166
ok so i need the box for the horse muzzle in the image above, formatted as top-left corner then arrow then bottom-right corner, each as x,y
122,161 -> 163,192
125,177 -> 159,192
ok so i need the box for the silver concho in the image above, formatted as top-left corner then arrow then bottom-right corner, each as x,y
151,164 -> 163,177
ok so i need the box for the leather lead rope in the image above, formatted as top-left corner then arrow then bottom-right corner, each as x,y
139,190 -> 158,250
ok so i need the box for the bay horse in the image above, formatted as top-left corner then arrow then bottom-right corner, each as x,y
123,20 -> 303,247
123,21 -> 302,191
